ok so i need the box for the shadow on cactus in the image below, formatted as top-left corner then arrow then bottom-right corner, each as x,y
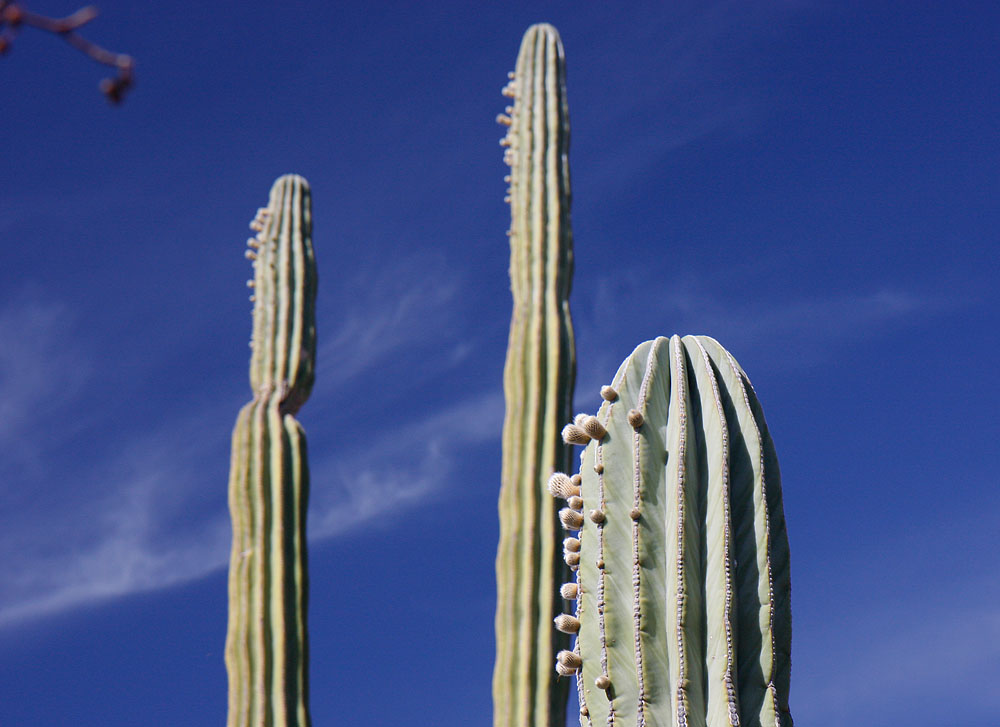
494,24 -> 794,727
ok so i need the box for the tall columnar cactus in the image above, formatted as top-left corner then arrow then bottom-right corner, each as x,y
225,174 -> 317,727
550,335 -> 793,727
494,23 -> 576,727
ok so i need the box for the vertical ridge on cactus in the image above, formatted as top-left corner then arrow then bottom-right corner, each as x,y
494,22 -> 576,727
554,335 -> 793,727
226,174 -> 316,727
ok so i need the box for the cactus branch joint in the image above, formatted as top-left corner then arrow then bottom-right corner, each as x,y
226,175 -> 317,727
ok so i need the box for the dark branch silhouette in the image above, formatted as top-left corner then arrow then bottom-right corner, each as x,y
0,2 -> 134,103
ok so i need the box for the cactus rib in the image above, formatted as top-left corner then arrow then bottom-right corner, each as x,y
494,22 -> 576,727
553,335 -> 793,727
226,175 -> 316,727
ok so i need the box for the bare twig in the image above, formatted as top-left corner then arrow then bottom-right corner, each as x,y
0,2 -> 134,103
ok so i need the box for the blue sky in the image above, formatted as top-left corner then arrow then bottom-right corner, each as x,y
2,1 -> 998,724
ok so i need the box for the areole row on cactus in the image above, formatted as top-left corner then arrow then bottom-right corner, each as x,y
548,335 -> 793,727
493,22 -> 576,727
225,174 -> 317,727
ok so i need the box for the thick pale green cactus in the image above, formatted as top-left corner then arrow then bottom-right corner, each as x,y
493,23 -> 576,727
549,335 -> 793,727
225,174 -> 316,727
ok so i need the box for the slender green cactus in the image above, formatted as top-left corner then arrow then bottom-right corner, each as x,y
550,335 -> 793,727
493,23 -> 576,727
225,174 -> 317,727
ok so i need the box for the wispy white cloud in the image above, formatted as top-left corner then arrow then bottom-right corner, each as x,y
309,390 -> 502,539
314,254 -> 461,387
0,402 -> 233,627
575,1 -> 803,194
790,490 -> 1000,725
0,389 -> 500,627
0,296 -> 91,470
0,373 -> 501,628
795,575 -> 1000,724
570,276 -> 952,411
0,261 -> 491,628
678,287 -> 928,343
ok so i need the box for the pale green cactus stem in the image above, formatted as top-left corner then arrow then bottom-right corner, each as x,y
226,174 -> 316,727
494,23 -> 576,727
550,336 -> 793,727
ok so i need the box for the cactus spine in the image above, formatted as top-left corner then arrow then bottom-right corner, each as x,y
226,174 -> 317,727
494,23 -> 576,727
551,336 -> 793,727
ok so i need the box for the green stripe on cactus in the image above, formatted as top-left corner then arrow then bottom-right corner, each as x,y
494,22 -> 576,727
226,175 -> 316,727
554,335 -> 792,727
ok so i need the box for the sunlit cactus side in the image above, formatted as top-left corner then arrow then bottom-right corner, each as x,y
494,23 -> 576,727
226,174 -> 317,727
551,335 -> 793,727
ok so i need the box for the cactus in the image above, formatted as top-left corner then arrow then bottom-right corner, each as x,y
493,23 -> 576,727
492,22 -> 796,727
550,335 -> 793,727
225,174 -> 317,727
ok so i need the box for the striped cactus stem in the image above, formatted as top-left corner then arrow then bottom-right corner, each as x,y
494,23 -> 576,727
551,336 -> 793,727
225,174 -> 317,727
